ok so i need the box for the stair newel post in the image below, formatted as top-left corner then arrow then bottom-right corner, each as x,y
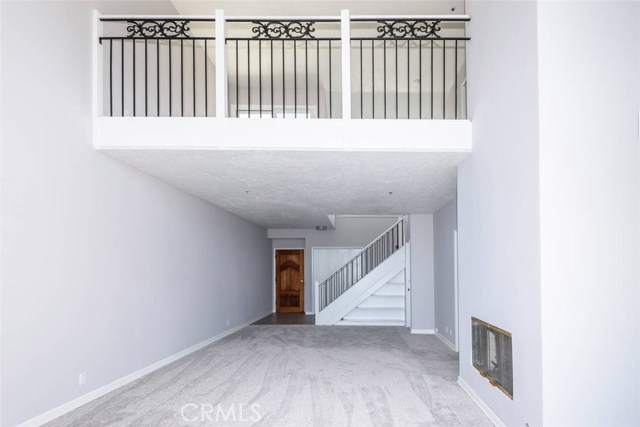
314,281 -> 320,315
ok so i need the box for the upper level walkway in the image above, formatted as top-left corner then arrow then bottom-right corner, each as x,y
93,10 -> 471,152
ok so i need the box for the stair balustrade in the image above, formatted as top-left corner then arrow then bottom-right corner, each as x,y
317,217 -> 406,312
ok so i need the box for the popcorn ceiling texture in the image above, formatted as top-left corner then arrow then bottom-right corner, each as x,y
104,149 -> 465,228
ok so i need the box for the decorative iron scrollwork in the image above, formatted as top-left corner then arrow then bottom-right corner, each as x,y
251,21 -> 316,39
126,20 -> 191,38
376,20 -> 442,39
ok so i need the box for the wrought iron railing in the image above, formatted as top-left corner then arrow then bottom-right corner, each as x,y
97,13 -> 469,119
99,18 -> 216,117
225,18 -> 341,118
350,18 -> 469,119
317,217 -> 405,311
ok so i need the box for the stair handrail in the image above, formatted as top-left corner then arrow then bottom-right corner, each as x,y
317,216 -> 406,311
318,216 -> 405,283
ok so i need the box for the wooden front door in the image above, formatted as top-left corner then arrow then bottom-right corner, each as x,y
275,250 -> 304,313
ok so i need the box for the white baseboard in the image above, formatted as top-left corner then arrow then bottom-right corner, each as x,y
457,377 -> 506,427
410,328 -> 435,334
17,312 -> 271,427
435,332 -> 457,352
305,311 -> 314,315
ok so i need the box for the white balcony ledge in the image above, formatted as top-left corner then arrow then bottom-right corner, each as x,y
94,117 -> 472,152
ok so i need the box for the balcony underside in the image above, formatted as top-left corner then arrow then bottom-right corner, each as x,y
97,118 -> 470,228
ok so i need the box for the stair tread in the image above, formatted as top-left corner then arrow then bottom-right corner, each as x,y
344,315 -> 405,319
355,305 -> 404,309
336,320 -> 406,326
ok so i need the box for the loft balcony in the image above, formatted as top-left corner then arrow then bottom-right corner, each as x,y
93,11 -> 471,151
92,10 -> 472,229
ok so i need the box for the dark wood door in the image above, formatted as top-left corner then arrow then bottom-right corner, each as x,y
275,250 -> 304,313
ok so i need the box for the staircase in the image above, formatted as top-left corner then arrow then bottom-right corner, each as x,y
338,271 -> 406,325
315,217 -> 408,326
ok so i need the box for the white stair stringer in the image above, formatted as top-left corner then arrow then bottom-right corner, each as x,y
315,248 -> 405,325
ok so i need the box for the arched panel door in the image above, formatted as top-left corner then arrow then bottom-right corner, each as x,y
275,249 -> 304,313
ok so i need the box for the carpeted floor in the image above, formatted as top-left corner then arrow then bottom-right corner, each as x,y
45,326 -> 492,427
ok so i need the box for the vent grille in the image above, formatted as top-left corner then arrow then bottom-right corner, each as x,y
472,317 -> 513,399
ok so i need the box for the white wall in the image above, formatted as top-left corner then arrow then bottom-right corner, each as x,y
459,0 -> 543,425
537,2 -> 640,426
461,1 -> 640,425
268,216 -> 398,312
0,2 -> 272,426
272,238 -> 305,250
433,198 -> 457,346
408,214 -> 435,331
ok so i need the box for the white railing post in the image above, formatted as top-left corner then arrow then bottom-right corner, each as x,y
314,281 -> 320,316
340,9 -> 351,119
215,9 -> 227,118
92,10 -> 102,138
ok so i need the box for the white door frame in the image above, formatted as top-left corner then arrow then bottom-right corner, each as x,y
453,229 -> 459,352
405,241 -> 412,328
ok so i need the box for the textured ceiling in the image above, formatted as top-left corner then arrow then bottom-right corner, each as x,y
103,149 -> 465,228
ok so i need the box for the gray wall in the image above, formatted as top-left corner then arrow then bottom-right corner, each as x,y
537,2 -> 640,425
268,216 -> 399,312
433,198 -> 457,346
460,1 -> 543,425
408,214 -> 435,331
0,2 -> 272,426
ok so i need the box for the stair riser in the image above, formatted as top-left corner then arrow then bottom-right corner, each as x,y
374,285 -> 405,297
358,295 -> 405,309
336,320 -> 406,326
343,308 -> 405,321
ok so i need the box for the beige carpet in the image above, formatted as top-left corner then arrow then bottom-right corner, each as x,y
45,326 -> 492,427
